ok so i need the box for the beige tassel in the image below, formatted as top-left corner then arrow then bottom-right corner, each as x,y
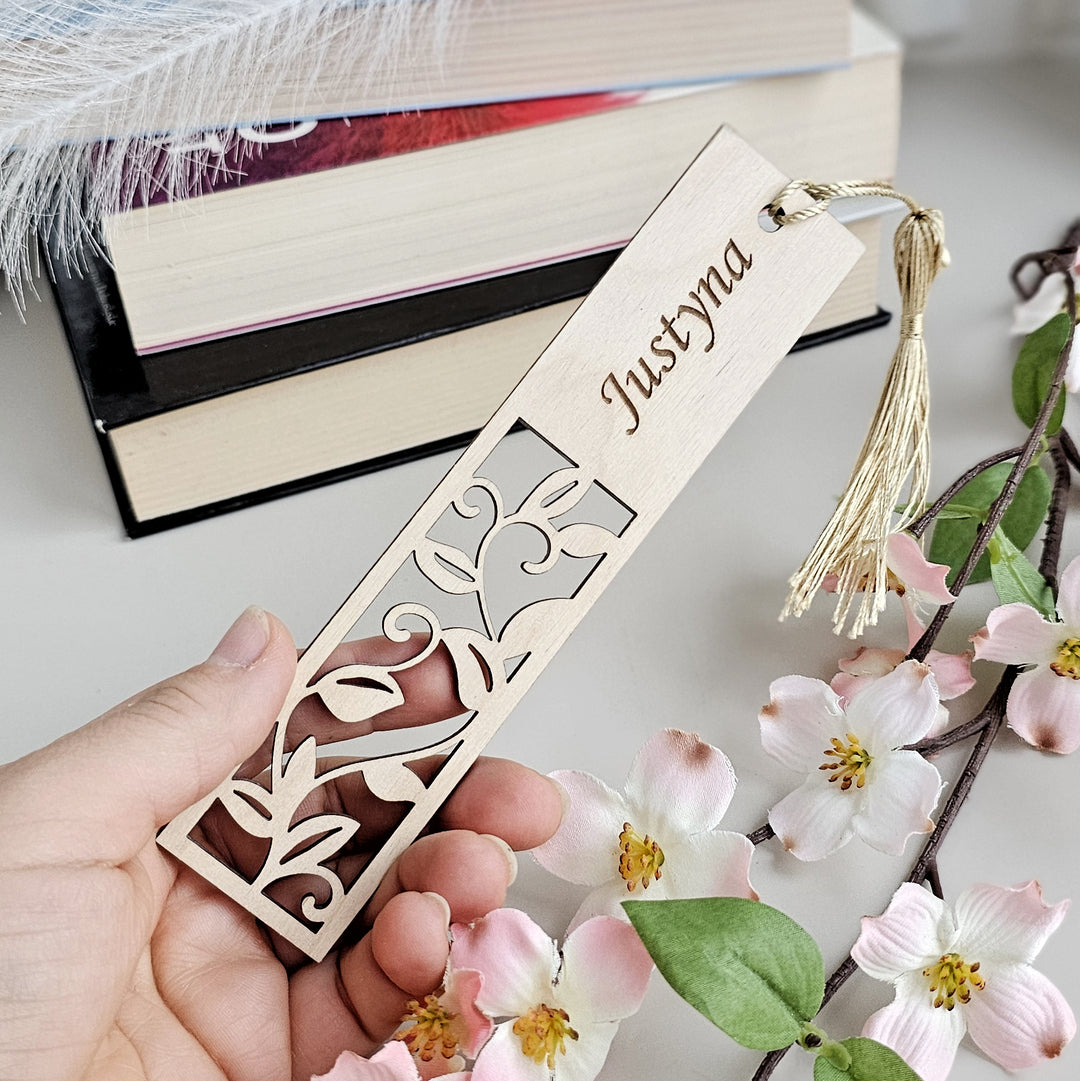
768,181 -> 950,637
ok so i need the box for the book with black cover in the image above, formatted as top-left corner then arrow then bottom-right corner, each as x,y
49,242 -> 888,538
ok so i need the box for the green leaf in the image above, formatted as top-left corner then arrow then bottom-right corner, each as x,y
989,528 -> 1056,618
1012,312 -> 1071,432
813,1038 -> 925,1081
927,463 -> 1051,585
623,897 -> 824,1051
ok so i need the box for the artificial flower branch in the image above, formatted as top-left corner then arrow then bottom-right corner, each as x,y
748,242 -> 1079,1075
751,669 -> 1017,1081
910,252 -> 1077,663
1040,440 -> 1071,592
906,446 -> 1024,540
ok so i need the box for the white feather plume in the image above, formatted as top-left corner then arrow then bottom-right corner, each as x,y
0,0 -> 465,298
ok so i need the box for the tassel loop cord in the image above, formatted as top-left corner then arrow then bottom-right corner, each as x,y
771,180 -> 949,637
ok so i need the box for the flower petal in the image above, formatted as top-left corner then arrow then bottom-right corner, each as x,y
862,973 -> 966,1081
853,882 -> 949,980
953,881 -> 1069,964
553,1020 -> 619,1081
1065,338 -> 1080,394
847,659 -> 940,751
832,647 -> 905,704
1011,273 -> 1068,335
924,648 -> 975,700
443,968 -> 494,1058
313,1043 -> 420,1081
887,533 -> 955,605
565,881 -> 643,933
837,646 -> 906,679
470,1022 -> 548,1081
558,916 -> 652,1023
759,675 -> 845,772
532,770 -> 629,886
450,909 -> 557,1018
1056,552 -> 1080,625
854,750 -> 940,855
416,1054 -> 467,1080
1007,665 -> 1080,753
768,776 -> 856,861
623,728 -> 737,833
665,830 -> 758,902
830,670 -> 871,705
972,603 -> 1063,665
964,962 -> 1076,1070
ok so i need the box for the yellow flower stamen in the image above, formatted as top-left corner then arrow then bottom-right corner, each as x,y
398,994 -> 459,1062
819,732 -> 872,790
1051,638 -> 1080,679
512,1003 -> 579,1068
923,953 -> 986,1010
619,821 -> 665,891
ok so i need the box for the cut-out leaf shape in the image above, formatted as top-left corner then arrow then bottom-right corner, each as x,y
442,627 -> 503,711
274,735 -> 322,816
1012,312 -> 1071,433
554,521 -> 617,559
518,467 -> 588,522
279,813 -> 360,869
414,538 -> 480,595
497,597 -> 575,659
988,528 -> 1056,618
813,1037 -> 924,1081
312,664 -> 405,725
219,780 -> 275,838
359,756 -> 430,806
928,462 -> 1051,585
625,897 -> 825,1050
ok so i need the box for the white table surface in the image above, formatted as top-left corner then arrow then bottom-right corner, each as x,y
3,55 -> 1079,1081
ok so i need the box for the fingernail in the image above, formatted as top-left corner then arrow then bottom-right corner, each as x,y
549,776 -> 571,821
481,834 -> 518,886
422,891 -> 452,932
209,606 -> 270,668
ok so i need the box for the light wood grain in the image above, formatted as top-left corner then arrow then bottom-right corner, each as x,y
157,126 -> 862,960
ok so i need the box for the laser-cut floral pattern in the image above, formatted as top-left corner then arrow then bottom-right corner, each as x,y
160,438 -> 634,956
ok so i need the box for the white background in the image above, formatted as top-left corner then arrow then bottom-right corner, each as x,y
2,22 -> 1080,1081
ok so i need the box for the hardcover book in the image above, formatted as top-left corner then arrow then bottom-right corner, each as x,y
103,12 -> 899,354
50,222 -> 888,537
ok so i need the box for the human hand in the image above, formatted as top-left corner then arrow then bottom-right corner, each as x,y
0,607 -> 563,1081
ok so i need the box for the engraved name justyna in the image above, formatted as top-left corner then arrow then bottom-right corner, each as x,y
600,238 -> 753,434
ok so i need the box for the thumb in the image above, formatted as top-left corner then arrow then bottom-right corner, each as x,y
0,607 -> 297,866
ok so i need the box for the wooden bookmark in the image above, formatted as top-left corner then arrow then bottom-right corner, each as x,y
158,126 -> 863,961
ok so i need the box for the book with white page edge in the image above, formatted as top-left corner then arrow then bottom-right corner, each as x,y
103,11 -> 899,355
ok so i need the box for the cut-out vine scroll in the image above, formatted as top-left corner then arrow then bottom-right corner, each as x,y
158,125 -> 863,959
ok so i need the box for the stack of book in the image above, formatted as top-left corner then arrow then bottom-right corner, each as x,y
49,0 -> 900,537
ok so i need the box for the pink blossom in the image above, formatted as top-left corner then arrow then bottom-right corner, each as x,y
822,532 -> 956,638
973,553 -> 1080,753
832,644 -> 973,728
853,881 -> 1075,1081
395,967 -> 492,1078
760,660 -> 943,860
884,533 -> 957,638
826,535 -> 971,736
531,728 -> 756,930
449,909 -> 651,1081
311,1040 -> 471,1081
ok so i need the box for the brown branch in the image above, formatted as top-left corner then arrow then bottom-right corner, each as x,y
748,823 -> 774,846
1060,428 -> 1080,474
909,276 -> 1077,663
907,446 -> 1024,540
1040,439 -> 1071,595
750,670 -> 1016,1081
925,858 -> 944,899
